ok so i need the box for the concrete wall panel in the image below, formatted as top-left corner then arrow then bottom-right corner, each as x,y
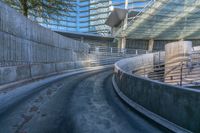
0,65 -> 30,84
0,67 -> 17,84
31,64 -> 56,78
16,65 -> 31,80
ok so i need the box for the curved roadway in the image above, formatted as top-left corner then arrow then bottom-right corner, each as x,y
0,68 -> 167,133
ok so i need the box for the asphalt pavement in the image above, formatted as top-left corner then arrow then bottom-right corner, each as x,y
0,68 -> 167,133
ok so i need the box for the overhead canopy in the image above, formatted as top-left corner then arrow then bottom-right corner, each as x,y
105,8 -> 128,27
115,0 -> 200,40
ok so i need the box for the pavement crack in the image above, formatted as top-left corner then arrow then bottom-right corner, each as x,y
15,114 -> 33,133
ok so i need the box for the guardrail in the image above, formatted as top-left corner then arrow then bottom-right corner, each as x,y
89,46 -> 148,55
87,46 -> 148,66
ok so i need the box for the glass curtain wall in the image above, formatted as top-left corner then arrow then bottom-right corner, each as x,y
36,0 -> 150,35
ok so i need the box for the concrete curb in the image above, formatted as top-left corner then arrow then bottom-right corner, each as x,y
112,75 -> 191,133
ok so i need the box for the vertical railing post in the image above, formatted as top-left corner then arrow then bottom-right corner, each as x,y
158,51 -> 161,64
136,49 -> 138,55
180,62 -> 183,86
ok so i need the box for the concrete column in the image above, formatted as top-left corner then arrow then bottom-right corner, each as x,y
121,37 -> 126,49
117,38 -> 121,49
81,37 -> 84,43
164,41 -> 192,85
148,39 -> 154,52
117,0 -> 128,54
118,37 -> 126,53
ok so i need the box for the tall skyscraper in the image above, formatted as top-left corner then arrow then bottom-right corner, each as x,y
37,0 -> 150,36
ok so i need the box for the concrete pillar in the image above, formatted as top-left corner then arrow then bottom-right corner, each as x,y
117,0 -> 128,54
148,39 -> 154,52
164,41 -> 192,85
118,37 -> 126,53
121,37 -> 126,50
117,38 -> 121,49
81,37 -> 84,43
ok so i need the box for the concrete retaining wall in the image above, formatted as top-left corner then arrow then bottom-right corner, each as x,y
0,1 -> 89,65
114,56 -> 200,132
0,61 -> 91,85
0,1 -> 91,85
116,53 -> 154,74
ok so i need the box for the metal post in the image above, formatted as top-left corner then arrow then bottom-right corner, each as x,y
144,68 -> 146,77
180,62 -> 183,86
159,51 -> 161,64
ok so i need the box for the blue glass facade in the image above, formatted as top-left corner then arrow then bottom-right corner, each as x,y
38,0 -> 149,35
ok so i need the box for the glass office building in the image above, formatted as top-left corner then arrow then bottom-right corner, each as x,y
36,0 -> 150,36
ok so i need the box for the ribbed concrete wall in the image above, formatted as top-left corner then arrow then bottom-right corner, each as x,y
0,1 -> 90,85
0,1 -> 89,66
114,56 -> 200,132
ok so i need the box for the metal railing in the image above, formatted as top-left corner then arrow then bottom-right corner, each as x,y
89,46 -> 148,56
87,46 -> 148,66
132,51 -> 200,87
